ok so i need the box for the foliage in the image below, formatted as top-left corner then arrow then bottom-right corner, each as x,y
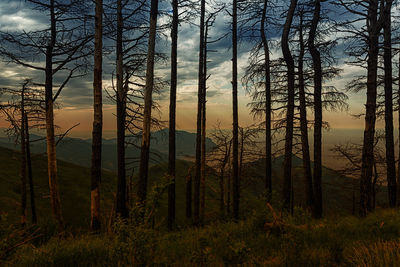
5,207 -> 400,266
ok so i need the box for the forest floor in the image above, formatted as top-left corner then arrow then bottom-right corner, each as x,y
2,206 -> 400,266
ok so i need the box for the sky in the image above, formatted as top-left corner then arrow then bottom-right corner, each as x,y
0,0 -> 396,138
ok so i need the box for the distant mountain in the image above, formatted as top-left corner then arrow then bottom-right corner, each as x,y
0,128 -> 216,172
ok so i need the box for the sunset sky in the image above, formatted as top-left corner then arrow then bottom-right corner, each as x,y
0,0 -> 396,138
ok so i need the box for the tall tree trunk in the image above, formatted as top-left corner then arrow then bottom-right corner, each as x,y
298,12 -> 314,212
359,0 -> 379,217
398,51 -> 400,206
383,0 -> 396,208
260,0 -> 272,200
24,114 -> 36,224
46,0 -> 63,229
281,0 -> 297,212
232,0 -> 240,221
91,0 -> 103,231
20,84 -> 27,227
194,0 -> 205,226
138,0 -> 159,208
168,0 -> 178,230
200,22 -> 208,226
115,0 -> 128,219
308,0 -> 322,218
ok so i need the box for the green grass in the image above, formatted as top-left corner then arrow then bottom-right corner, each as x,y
4,207 -> 400,266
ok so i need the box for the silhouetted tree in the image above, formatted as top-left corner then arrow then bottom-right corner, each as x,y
91,0 -> 103,232
281,0 -> 298,212
137,0 -> 159,212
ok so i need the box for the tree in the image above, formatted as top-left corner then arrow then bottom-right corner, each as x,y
232,0 -> 240,221
382,0 -> 396,208
281,0 -> 298,212
0,0 -> 92,229
1,80 -> 47,225
137,0 -> 160,212
115,0 -> 128,219
308,0 -> 323,218
91,0 -> 103,231
168,0 -> 178,230
194,0 -> 206,226
297,8 -> 314,212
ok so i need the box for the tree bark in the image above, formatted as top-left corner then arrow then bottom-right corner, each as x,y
200,20 -> 208,226
194,0 -> 205,226
20,84 -> 27,227
115,0 -> 128,219
298,12 -> 314,212
46,0 -> 64,229
260,0 -> 272,200
91,0 -> 103,231
383,0 -> 396,208
281,0 -> 297,212
138,0 -> 159,209
168,0 -> 178,230
359,0 -> 379,217
308,0 -> 322,218
398,50 -> 400,206
232,0 -> 240,221
24,114 -> 36,224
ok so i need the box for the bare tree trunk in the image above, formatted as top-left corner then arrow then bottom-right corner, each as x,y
360,0 -> 379,217
281,0 -> 297,212
398,52 -> 400,206
24,114 -> 36,224
383,0 -> 396,208
260,0 -> 272,200
115,0 -> 128,219
46,0 -> 63,229
20,84 -> 27,227
308,0 -> 322,218
194,0 -> 205,226
91,0 -> 103,231
298,12 -> 314,212
232,0 -> 240,221
168,0 -> 178,230
200,21 -> 208,226
138,0 -> 159,208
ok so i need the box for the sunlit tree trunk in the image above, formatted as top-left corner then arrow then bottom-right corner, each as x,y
91,0 -> 103,231
46,0 -> 63,229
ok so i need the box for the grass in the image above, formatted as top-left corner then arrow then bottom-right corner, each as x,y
3,205 -> 400,266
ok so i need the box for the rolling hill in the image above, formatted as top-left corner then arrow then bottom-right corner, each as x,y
0,142 -> 389,229
0,128 -> 216,173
